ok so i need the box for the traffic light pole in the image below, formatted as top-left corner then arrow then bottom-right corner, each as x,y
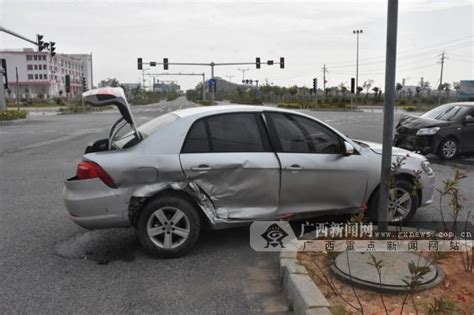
138,58 -> 284,105
0,26 -> 38,46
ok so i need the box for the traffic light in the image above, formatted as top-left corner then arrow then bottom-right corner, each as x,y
81,77 -> 87,91
280,57 -> 285,69
351,77 -> 355,94
313,78 -> 317,93
163,58 -> 169,70
256,57 -> 261,69
37,34 -> 44,52
65,75 -> 71,93
1,59 -> 8,89
150,61 -> 156,67
50,42 -> 56,57
137,58 -> 143,70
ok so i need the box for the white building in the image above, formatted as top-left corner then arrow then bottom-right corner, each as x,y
0,48 -> 93,98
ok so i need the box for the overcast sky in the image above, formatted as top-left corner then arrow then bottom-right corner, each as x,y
1,0 -> 473,90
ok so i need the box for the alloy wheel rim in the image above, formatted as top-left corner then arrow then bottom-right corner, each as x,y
442,140 -> 456,158
388,187 -> 412,222
147,207 -> 190,249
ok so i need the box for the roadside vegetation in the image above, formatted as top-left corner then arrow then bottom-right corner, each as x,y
185,78 -> 472,110
0,110 -> 28,121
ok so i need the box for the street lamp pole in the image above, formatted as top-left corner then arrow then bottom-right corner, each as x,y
353,29 -> 363,106
237,68 -> 250,82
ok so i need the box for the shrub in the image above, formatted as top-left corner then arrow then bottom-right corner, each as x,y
0,110 -> 27,121
403,105 -> 417,112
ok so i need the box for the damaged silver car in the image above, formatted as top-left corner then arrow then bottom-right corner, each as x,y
63,88 -> 435,257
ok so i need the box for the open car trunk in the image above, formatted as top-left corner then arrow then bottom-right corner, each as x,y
82,87 -> 142,153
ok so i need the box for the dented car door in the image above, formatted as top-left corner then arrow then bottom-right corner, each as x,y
179,112 -> 281,220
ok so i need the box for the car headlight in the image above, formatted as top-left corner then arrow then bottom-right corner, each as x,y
416,127 -> 440,136
420,160 -> 434,175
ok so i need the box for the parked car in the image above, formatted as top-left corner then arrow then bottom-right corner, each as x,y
63,88 -> 435,257
394,102 -> 474,160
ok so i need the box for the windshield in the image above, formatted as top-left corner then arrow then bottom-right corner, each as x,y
113,112 -> 179,148
421,104 -> 462,121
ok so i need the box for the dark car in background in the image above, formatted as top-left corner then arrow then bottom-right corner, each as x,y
394,102 -> 474,160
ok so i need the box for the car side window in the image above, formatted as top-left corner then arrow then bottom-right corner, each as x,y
207,113 -> 266,152
268,113 -> 342,154
182,113 -> 268,153
292,115 -> 342,154
181,120 -> 210,153
268,113 -> 310,153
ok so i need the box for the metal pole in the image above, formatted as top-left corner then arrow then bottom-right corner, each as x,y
0,77 -> 5,111
210,63 -> 215,105
378,0 -> 399,232
202,73 -> 206,101
16,67 -> 20,111
356,33 -> 359,106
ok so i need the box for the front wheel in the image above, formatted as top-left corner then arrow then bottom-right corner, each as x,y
137,196 -> 201,258
438,138 -> 458,160
367,179 -> 418,223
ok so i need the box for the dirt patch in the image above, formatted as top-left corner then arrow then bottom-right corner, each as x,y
298,251 -> 473,314
54,228 -> 139,264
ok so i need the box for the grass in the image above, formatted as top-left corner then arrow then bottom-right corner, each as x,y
0,110 -> 28,121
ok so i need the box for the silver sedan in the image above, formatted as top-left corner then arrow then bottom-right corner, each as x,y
63,88 -> 435,257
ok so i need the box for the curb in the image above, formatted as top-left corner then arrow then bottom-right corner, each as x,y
279,251 -> 331,315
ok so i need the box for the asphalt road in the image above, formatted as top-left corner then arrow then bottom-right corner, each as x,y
1,98 -> 473,313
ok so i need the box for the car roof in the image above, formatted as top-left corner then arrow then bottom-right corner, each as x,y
172,105 -> 298,118
446,102 -> 474,107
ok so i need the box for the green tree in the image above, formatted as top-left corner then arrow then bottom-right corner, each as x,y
98,78 -> 120,88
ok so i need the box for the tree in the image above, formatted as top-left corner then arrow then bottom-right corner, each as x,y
98,78 -> 120,88
339,83 -> 348,96
372,87 -> 380,102
59,90 -> 63,96
396,82 -> 403,98
357,86 -> 363,94
453,81 -> 461,94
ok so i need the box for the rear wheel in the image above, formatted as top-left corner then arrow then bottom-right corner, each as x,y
137,196 -> 201,258
367,179 -> 418,223
438,138 -> 458,160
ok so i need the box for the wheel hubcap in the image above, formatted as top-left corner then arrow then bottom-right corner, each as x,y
442,140 -> 456,158
147,207 -> 190,249
388,187 -> 412,222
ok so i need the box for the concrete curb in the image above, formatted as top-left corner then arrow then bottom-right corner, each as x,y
279,251 -> 331,315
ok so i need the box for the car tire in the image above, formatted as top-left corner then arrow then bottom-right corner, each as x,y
367,179 -> 418,224
137,195 -> 201,258
438,138 -> 458,160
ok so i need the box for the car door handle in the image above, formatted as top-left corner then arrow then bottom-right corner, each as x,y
191,165 -> 212,172
285,164 -> 303,171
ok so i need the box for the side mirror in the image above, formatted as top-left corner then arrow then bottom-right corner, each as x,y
344,141 -> 355,156
82,87 -> 134,125
465,114 -> 474,124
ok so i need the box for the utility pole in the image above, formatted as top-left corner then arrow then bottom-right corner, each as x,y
16,67 -> 20,111
237,68 -> 250,82
378,0 -> 399,232
322,64 -> 328,98
438,51 -> 446,105
353,29 -> 363,106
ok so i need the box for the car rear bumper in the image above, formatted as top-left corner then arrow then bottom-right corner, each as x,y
63,177 -> 132,229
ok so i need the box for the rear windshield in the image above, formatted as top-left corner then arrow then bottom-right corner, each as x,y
421,104 -> 462,121
114,113 -> 179,148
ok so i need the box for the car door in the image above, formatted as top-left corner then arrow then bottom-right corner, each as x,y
265,112 -> 369,215
179,112 -> 281,220
462,108 -> 474,152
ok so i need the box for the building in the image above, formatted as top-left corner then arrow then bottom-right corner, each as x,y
153,81 -> 180,93
0,48 -> 93,98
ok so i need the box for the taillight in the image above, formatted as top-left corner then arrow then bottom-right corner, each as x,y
76,161 -> 116,188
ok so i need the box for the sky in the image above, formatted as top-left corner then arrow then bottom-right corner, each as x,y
1,0 -> 473,90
